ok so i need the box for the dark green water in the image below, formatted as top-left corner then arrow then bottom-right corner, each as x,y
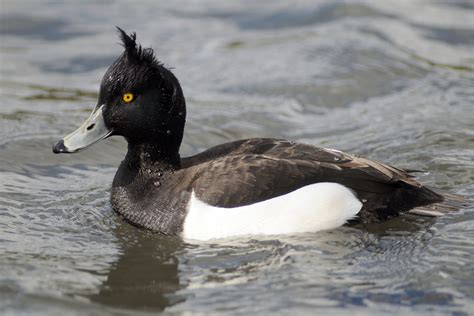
1,1 -> 473,315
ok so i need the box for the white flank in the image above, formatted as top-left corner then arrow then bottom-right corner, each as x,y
183,182 -> 362,241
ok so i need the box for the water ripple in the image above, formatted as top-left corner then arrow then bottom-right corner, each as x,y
0,0 -> 473,315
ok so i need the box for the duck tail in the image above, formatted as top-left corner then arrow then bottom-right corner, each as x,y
409,188 -> 468,217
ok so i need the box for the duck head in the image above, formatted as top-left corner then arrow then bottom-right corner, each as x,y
53,28 -> 186,159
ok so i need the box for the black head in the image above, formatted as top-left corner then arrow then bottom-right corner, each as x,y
102,28 -> 186,148
53,28 -> 186,157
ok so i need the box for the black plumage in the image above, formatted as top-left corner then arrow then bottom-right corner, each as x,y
54,29 -> 464,235
111,137 -> 460,234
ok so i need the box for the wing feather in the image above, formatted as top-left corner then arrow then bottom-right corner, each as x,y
180,138 -> 443,223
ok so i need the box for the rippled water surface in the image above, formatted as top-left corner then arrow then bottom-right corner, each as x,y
1,1 -> 474,315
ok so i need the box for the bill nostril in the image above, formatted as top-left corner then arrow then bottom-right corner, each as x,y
86,124 -> 95,131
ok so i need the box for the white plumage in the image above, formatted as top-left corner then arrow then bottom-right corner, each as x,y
183,182 -> 362,241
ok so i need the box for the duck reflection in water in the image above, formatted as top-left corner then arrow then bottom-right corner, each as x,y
89,221 -> 185,311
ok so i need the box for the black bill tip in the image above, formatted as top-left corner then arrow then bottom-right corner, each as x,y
53,139 -> 67,154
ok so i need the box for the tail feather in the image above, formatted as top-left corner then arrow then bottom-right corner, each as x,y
409,189 -> 467,217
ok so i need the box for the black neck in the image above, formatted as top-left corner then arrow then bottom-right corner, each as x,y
125,142 -> 181,172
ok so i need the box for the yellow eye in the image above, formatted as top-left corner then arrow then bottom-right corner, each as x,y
122,92 -> 134,103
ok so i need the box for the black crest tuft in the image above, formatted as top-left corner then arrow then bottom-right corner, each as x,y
116,27 -> 161,66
